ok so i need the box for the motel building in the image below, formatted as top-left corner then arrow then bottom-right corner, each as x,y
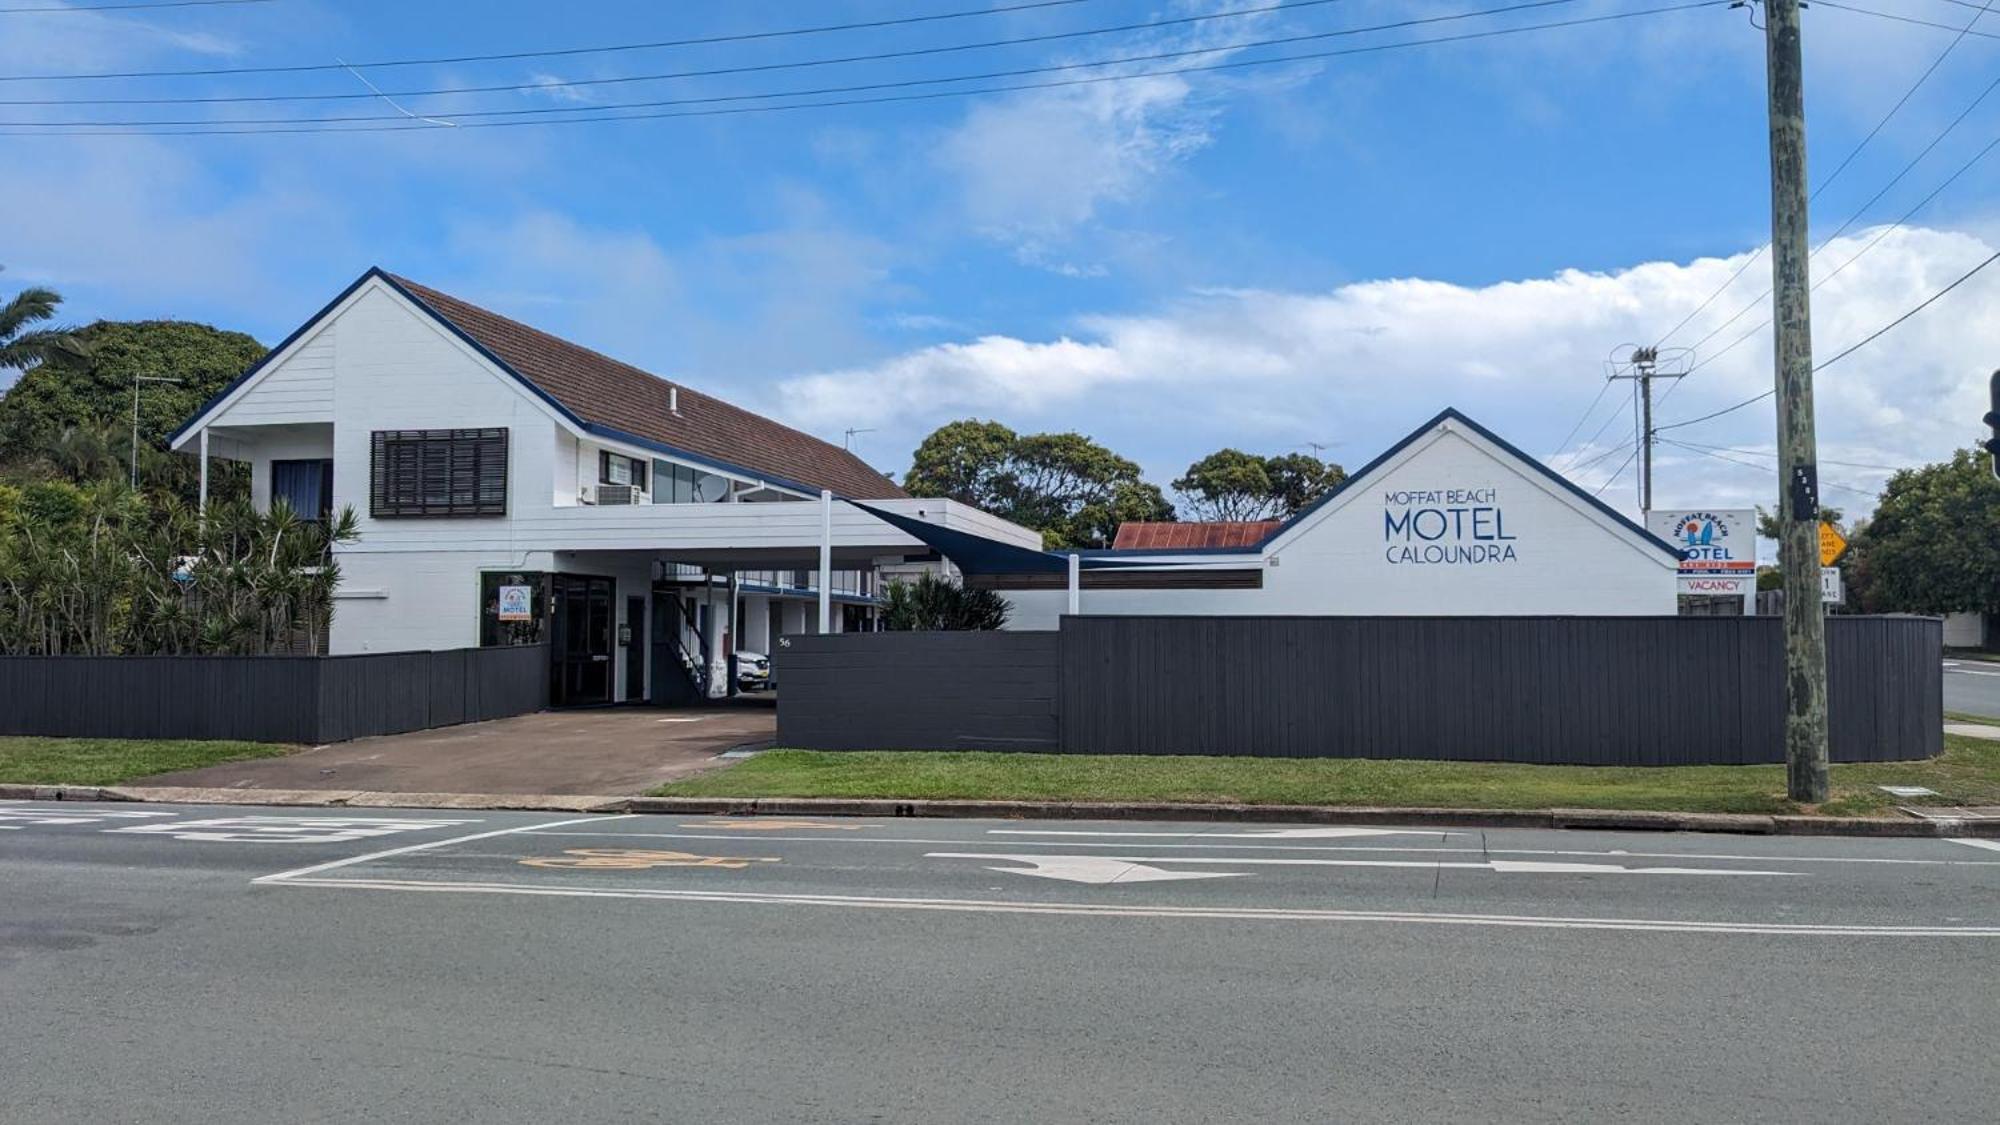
172,269 -> 1680,709
170,268 -> 1041,707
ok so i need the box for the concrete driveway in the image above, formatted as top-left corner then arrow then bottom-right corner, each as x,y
139,704 -> 773,797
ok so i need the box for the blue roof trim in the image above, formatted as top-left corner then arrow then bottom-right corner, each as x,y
579,422 -> 819,498
1253,407 -> 1682,562
169,267 -> 387,446
171,267 -> 835,501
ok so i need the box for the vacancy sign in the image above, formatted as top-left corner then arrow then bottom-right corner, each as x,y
1647,508 -> 1756,596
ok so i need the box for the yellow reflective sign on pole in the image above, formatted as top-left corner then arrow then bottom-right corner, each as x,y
1818,522 -> 1848,567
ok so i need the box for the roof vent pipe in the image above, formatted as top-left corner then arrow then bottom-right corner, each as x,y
669,386 -> 680,415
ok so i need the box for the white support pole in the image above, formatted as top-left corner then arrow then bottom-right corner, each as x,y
1067,552 -> 1081,617
818,489 -> 834,634
197,429 -> 210,516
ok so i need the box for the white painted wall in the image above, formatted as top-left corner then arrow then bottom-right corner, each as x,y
211,323 -> 336,427
1945,611 -> 1988,648
1002,421 -> 1679,629
244,424 -> 333,513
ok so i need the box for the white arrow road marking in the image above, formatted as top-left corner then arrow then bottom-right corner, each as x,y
945,854 -> 1247,884
1949,838 -> 2000,852
990,827 -> 1449,840
930,853 -> 1797,878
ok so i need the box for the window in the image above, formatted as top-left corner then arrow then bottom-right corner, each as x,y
271,459 -> 333,521
650,459 -> 731,504
370,428 -> 508,518
599,451 -> 646,490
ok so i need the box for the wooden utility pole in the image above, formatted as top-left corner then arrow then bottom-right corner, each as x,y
1764,0 -> 1829,802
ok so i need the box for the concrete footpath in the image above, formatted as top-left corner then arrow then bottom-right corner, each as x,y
5,782 -> 1997,838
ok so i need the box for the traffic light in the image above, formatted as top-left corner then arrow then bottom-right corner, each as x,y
1988,370 -> 2000,481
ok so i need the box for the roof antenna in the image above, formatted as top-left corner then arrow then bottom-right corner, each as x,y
337,58 -> 457,128
844,427 -> 876,451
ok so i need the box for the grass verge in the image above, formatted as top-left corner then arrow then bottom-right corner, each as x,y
654,735 -> 2000,817
0,737 -> 293,787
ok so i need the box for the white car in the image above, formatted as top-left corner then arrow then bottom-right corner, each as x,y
735,650 -> 772,691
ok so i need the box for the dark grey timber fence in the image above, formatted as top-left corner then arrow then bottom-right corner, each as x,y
777,616 -> 1941,764
0,644 -> 548,744
777,631 -> 1061,751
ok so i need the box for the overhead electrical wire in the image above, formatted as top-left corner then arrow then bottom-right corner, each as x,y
0,0 -> 1589,126
0,0 -> 1728,136
0,0 -> 1108,81
0,0 -> 267,12
1647,0 -> 1994,356
1657,438 -> 1882,499
3,0 -> 1360,107
1653,243 -> 2000,433
1665,438 -> 1906,473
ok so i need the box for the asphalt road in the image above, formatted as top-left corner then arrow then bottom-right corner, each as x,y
3,801 -> 1997,1124
1945,658 -> 2000,718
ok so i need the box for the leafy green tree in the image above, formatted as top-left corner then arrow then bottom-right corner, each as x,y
1841,447 -> 1999,615
1173,448 -> 1345,522
0,481 -> 357,656
881,573 -> 1012,631
904,420 -> 1173,548
0,319 -> 263,498
0,277 -> 84,375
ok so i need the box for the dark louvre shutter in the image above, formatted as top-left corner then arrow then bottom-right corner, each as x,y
370,428 -> 508,517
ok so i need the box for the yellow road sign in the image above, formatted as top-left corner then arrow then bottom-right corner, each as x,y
1818,522 -> 1848,567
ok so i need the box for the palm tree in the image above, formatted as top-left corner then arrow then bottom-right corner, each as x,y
0,275 -> 86,374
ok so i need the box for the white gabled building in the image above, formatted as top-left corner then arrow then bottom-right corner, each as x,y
170,268 -> 1041,706
966,409 -> 1682,628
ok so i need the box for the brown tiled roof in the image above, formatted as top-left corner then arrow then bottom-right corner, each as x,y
387,274 -> 906,500
1112,521 -> 1278,550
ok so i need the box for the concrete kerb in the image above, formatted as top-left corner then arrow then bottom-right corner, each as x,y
7,782 -> 1996,837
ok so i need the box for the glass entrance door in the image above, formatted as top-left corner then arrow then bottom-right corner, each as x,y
550,574 -> 614,706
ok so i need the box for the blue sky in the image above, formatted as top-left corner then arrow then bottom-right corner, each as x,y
5,0 -> 2000,519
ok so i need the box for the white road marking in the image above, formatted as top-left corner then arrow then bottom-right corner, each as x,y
0,809 -> 177,827
1944,664 -> 2000,677
990,827 -> 1450,840
521,830 -> 2000,867
930,852 -> 1796,877
957,854 -> 1247,884
113,815 -> 479,844
260,876 -> 2000,936
252,814 -> 631,884
1948,838 -> 2000,852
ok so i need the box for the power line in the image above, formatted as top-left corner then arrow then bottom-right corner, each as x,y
2,0 -> 1589,127
1815,247 -> 2000,371
0,0 -> 1727,136
1594,445 -> 1642,496
0,0 -> 1356,107
1657,437 -> 1882,499
0,0 -> 1104,81
1665,438 -> 1906,473
1547,376 -> 1613,461
0,0 -> 267,11
1815,0 -> 2000,38
1649,0 -> 1992,353
1562,437 -> 1638,475
1655,244 -> 2000,432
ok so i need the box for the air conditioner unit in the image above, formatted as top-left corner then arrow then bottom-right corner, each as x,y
595,484 -> 645,506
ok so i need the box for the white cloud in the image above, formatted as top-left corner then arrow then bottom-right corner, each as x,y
773,225 -> 2000,518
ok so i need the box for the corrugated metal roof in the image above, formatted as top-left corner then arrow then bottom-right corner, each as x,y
1111,521 -> 1280,550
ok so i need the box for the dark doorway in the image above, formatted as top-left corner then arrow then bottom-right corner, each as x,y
624,595 -> 645,702
650,585 -> 705,707
550,574 -> 614,706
